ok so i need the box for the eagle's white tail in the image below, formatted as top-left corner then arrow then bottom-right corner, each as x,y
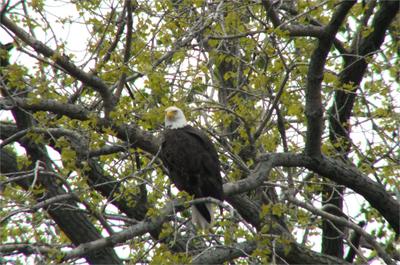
191,203 -> 214,230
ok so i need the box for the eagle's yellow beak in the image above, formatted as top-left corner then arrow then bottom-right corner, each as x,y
165,110 -> 176,120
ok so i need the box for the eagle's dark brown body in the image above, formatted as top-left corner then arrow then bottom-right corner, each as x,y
161,125 -> 223,225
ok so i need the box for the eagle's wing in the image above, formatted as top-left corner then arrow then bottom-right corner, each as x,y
183,126 -> 223,200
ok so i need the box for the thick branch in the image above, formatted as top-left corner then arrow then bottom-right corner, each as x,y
0,243 -> 59,256
304,0 -> 356,157
0,97 -> 91,120
262,0 -> 324,37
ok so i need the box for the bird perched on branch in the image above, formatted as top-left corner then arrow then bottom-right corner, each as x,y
161,106 -> 223,229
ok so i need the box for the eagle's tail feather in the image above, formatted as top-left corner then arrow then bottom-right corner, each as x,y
192,203 -> 214,230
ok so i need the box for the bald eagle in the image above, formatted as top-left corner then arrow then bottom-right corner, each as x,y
161,106 -> 223,229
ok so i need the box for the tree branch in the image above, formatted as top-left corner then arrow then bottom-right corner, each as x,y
0,97 -> 91,120
261,0 -> 324,37
304,0 -> 356,157
0,243 -> 61,256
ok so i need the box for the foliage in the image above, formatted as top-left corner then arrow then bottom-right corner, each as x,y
0,0 -> 399,264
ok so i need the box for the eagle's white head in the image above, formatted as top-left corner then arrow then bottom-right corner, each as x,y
165,106 -> 187,129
